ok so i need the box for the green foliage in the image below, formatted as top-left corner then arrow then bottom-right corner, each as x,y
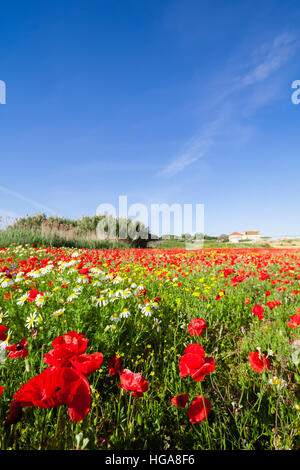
0,228 -> 128,250
0,213 -> 151,249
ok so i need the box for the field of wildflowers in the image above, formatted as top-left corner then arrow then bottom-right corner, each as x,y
0,245 -> 299,450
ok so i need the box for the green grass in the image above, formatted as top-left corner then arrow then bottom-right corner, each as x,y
0,228 -> 129,250
149,239 -> 272,249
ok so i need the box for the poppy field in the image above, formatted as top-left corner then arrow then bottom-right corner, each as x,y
0,245 -> 299,450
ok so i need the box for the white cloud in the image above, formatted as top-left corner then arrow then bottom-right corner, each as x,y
159,118 -> 220,177
0,185 -> 58,216
240,33 -> 298,87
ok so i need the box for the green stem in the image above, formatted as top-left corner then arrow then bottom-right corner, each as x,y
126,393 -> 133,429
198,381 -> 211,450
40,408 -> 47,450
54,406 -> 63,449
128,397 -> 136,431
115,387 -> 123,437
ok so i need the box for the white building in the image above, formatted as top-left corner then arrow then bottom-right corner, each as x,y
229,231 -> 261,243
241,231 -> 261,241
228,232 -> 242,243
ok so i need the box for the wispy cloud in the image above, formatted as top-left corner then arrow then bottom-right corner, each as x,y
239,33 -> 298,87
0,185 -> 58,216
159,118 -> 220,177
159,32 -> 299,177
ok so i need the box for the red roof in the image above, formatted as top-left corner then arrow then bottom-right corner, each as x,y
229,232 -> 241,236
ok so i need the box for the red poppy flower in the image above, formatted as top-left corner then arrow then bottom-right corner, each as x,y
44,331 -> 89,367
78,268 -> 90,275
187,395 -> 211,423
252,305 -> 264,320
69,352 -> 103,376
179,344 -> 215,382
27,289 -> 41,302
248,351 -> 270,373
137,289 -> 147,297
244,298 -> 250,305
6,338 -> 29,359
171,393 -> 189,408
0,386 -> 4,397
108,355 -> 123,375
188,318 -> 208,336
286,313 -> 300,328
119,369 -> 148,397
5,366 -> 91,425
52,331 -> 88,354
0,325 -> 7,341
215,290 -> 226,301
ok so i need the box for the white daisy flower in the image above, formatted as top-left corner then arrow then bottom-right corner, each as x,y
29,270 -> 43,279
95,296 -> 108,307
77,276 -> 89,284
25,312 -> 38,329
35,294 -> 46,307
93,296 -> 108,307
52,308 -> 65,317
67,293 -> 79,302
110,314 -> 121,323
152,317 -> 162,332
120,309 -> 131,318
139,304 -> 152,317
1,278 -> 14,288
0,311 -> 8,323
90,267 -> 103,275
104,324 -> 114,332
113,289 -> 132,300
148,300 -> 159,309
15,272 -> 25,282
73,286 -> 83,293
17,293 -> 29,306
268,376 -> 287,389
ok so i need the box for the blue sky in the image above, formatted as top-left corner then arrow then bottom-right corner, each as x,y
0,0 -> 300,236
